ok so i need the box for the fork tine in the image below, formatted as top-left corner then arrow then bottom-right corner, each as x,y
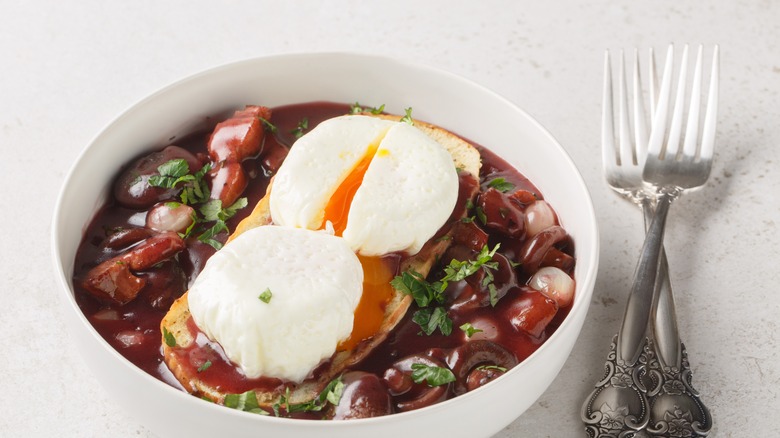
632,49 -> 649,164
648,44 -> 674,157
649,48 -> 658,125
618,51 -> 634,166
602,50 -> 617,169
700,45 -> 719,161
682,45 -> 703,158
666,45 -> 690,159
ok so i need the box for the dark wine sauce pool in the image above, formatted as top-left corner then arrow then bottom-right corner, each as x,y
73,102 -> 572,412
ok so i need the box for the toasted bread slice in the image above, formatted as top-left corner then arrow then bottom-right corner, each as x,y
161,114 -> 481,406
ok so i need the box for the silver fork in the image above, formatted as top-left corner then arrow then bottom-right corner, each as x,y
637,44 -> 717,437
582,45 -> 718,438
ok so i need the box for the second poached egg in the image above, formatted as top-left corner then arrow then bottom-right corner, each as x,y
269,115 -> 459,256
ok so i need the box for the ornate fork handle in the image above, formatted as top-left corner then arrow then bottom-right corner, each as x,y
581,335 -> 653,438
642,200 -> 712,437
581,194 -> 674,438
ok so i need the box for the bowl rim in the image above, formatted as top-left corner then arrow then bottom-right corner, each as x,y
51,51 -> 599,427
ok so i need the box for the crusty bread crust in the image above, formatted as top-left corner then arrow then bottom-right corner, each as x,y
161,114 -> 481,406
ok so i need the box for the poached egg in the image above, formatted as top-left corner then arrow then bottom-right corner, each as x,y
188,225 -> 363,382
189,114 -> 460,382
270,115 -> 459,256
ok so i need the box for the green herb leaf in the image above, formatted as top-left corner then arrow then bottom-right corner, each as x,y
200,197 -> 248,222
224,390 -> 269,415
410,363 -> 456,387
162,327 -> 177,347
400,107 -> 414,125
273,376 -> 344,416
475,206 -> 487,225
198,220 -> 229,250
291,117 -> 309,138
442,243 -> 500,284
259,117 -> 277,133
158,159 -> 190,178
319,376 -> 346,407
148,160 -> 211,205
349,102 -> 385,115
412,306 -> 452,336
487,177 -> 515,193
393,244 -> 502,336
197,360 -> 212,373
180,163 -> 212,205
195,197 -> 248,249
222,197 -> 248,219
258,288 -> 272,303
459,322 -> 484,338
487,283 -> 499,307
390,270 -> 439,307
199,199 -> 223,222
179,210 -> 199,239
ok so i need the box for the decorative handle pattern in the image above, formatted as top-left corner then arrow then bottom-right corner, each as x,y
582,336 -> 651,437
583,339 -> 712,437
644,341 -> 713,436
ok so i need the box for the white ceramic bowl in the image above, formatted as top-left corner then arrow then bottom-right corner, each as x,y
52,53 -> 598,438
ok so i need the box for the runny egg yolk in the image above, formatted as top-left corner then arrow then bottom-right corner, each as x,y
321,141 -> 380,236
320,142 -> 395,351
339,254 -> 395,351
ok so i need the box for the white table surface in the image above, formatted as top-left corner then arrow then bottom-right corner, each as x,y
3,1 -> 778,436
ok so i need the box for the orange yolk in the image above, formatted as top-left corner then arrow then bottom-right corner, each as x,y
321,143 -> 378,236
338,255 -> 395,351
320,142 -> 395,351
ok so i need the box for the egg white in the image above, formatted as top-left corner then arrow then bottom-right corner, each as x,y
187,225 -> 363,382
269,115 -> 394,230
270,115 -> 459,256
342,122 -> 459,256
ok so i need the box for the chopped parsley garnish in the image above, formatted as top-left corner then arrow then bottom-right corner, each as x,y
259,117 -> 278,133
162,327 -> 177,347
258,288 -> 273,303
389,271 -> 452,336
272,376 -> 344,416
400,107 -> 414,125
459,322 -> 484,338
196,220 -> 228,250
148,158 -> 248,250
487,177 -> 515,193
413,306 -> 452,336
148,159 -> 212,205
349,102 -> 385,115
200,197 -> 248,222
441,243 -> 500,286
410,363 -> 456,387
197,360 -> 212,373
224,390 -> 269,415
390,270 -> 444,308
148,159 -> 189,187
196,197 -> 248,250
291,117 -> 308,138
443,244 -> 501,307
391,243 -> 503,336
475,206 -> 487,225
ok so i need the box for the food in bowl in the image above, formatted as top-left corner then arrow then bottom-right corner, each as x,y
71,101 -> 577,419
